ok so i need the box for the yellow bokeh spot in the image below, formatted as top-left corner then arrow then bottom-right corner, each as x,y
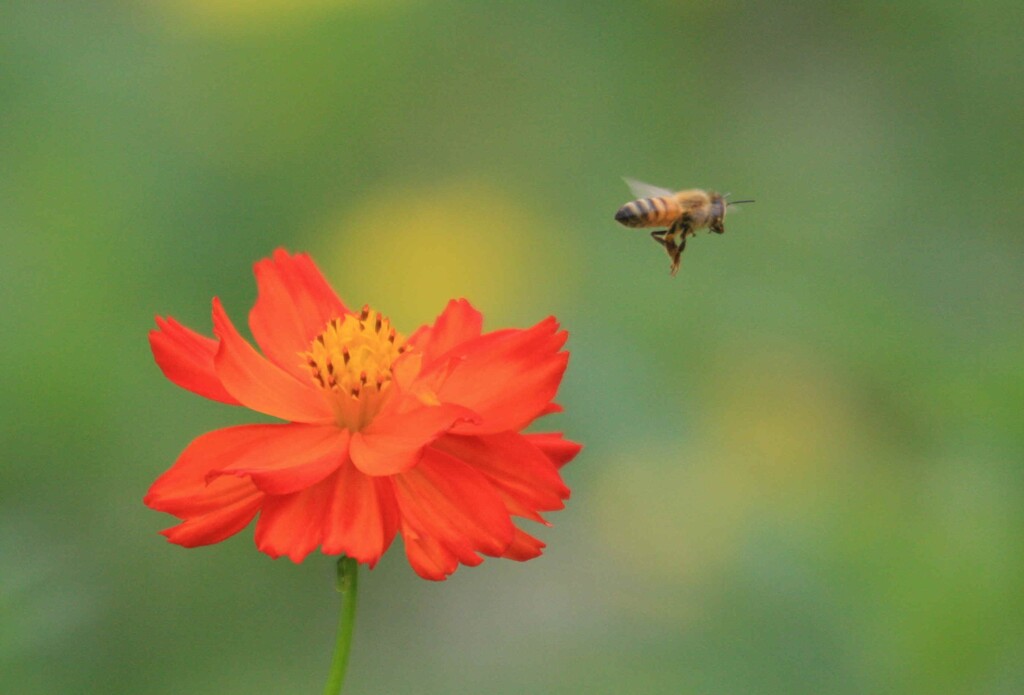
590,341 -> 862,624
159,0 -> 412,33
591,441 -> 748,584
698,341 -> 857,491
317,181 -> 577,330
588,439 -> 756,626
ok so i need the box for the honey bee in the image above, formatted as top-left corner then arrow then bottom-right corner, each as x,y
614,178 -> 754,275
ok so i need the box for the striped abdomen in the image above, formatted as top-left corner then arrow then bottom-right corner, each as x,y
614,196 -> 681,228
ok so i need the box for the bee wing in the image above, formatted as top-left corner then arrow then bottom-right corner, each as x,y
623,177 -> 676,199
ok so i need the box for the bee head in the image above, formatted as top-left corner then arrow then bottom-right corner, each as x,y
709,192 -> 727,220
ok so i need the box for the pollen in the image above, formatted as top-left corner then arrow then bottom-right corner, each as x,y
302,306 -> 408,430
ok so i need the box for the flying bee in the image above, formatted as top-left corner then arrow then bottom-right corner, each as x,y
614,178 -> 754,275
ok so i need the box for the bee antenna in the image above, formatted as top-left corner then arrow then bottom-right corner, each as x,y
727,199 -> 755,206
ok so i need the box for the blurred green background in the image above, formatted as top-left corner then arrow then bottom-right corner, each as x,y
3,1 -> 1023,693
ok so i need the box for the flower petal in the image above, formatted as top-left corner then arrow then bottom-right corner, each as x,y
435,317 -> 569,434
393,447 -> 515,579
408,299 -> 484,365
249,249 -> 348,380
207,424 -> 349,496
523,432 -> 582,470
212,297 -> 333,424
400,524 -> 466,581
321,462 -> 399,567
253,482 -> 333,563
433,432 -> 570,520
349,398 -> 479,476
144,426 -> 265,517
502,527 -> 546,561
160,494 -> 263,548
149,316 -> 240,405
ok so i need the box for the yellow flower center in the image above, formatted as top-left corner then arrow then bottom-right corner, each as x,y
303,306 -> 408,430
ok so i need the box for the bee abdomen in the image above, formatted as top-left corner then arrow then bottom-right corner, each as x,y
614,197 -> 671,227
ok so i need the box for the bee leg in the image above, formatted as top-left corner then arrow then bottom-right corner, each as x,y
669,236 -> 686,276
665,217 -> 691,276
661,219 -> 684,250
651,228 -> 680,269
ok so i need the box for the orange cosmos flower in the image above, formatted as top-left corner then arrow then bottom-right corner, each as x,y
145,250 -> 579,580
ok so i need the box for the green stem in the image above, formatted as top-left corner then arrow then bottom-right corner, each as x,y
322,556 -> 359,695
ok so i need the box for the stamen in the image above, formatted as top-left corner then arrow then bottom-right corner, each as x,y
301,306 -> 410,431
